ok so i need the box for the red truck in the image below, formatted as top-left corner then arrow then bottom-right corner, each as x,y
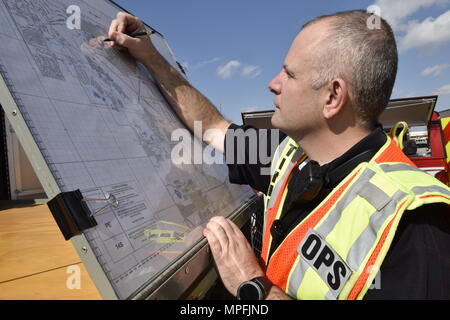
242,95 -> 450,186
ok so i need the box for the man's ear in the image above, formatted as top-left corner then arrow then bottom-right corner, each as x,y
323,78 -> 348,120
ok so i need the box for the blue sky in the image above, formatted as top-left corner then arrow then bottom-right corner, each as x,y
115,0 -> 450,124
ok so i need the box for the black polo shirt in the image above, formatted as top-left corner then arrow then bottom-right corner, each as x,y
225,123 -> 450,300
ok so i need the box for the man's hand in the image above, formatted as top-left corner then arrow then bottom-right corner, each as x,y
108,12 -> 156,62
107,14 -> 229,155
203,216 -> 265,296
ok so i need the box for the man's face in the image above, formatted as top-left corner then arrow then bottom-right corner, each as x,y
268,21 -> 329,140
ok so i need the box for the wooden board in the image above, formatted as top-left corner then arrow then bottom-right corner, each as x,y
0,262 -> 101,300
0,204 -> 101,299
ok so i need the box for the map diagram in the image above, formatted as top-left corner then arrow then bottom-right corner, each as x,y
0,0 -> 252,299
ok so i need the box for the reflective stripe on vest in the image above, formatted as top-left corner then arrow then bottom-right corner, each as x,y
261,139 -> 307,264
261,135 -> 450,300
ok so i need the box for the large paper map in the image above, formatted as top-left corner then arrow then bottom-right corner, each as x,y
0,0 -> 252,299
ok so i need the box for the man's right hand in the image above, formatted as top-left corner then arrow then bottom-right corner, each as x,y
108,12 -> 156,62
108,12 -> 230,153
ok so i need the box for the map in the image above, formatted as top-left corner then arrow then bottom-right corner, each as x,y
0,0 -> 252,299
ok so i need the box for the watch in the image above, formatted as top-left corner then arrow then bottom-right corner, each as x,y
237,276 -> 272,300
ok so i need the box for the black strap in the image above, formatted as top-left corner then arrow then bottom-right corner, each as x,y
269,147 -> 380,260
325,148 -> 380,186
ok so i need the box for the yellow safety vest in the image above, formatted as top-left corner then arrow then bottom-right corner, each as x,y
260,135 -> 450,300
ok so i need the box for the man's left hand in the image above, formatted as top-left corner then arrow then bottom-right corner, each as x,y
203,216 -> 265,296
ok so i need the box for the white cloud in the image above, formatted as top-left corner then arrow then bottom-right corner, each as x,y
242,65 -> 257,76
372,0 -> 450,51
182,57 -> 223,72
181,61 -> 189,71
421,63 -> 450,76
217,61 -> 262,80
399,10 -> 450,51
217,60 -> 241,79
434,84 -> 450,95
192,57 -> 222,70
241,65 -> 263,79
374,0 -> 450,30
243,106 -> 271,113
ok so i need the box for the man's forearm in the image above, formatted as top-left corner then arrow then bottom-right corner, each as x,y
142,50 -> 230,153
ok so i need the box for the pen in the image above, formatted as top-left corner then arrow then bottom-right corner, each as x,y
103,31 -> 154,42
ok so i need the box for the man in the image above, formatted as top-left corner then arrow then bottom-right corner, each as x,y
107,10 -> 450,300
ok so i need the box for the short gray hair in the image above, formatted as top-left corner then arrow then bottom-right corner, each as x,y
303,10 -> 398,127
